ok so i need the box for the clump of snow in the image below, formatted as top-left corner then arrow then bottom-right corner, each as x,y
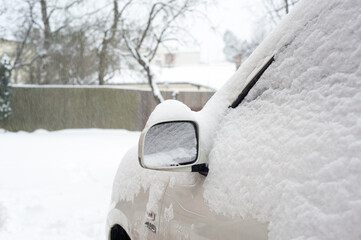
110,147 -> 197,215
146,100 -> 196,127
1,54 -> 11,66
203,0 -> 361,239
163,204 -> 174,222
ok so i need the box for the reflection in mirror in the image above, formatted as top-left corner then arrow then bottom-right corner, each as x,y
144,121 -> 198,168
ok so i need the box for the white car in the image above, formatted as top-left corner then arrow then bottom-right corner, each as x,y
106,0 -> 361,239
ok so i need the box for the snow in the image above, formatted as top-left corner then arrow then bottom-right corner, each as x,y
163,203 -> 174,222
108,63 -> 235,90
109,100 -> 198,225
1,54 -> 11,66
202,0 -> 361,239
1,0 -> 359,239
0,129 -> 140,240
154,64 -> 235,90
150,77 -> 165,102
144,147 -> 196,168
110,147 -> 196,221
145,100 -> 197,127
108,0 -> 361,238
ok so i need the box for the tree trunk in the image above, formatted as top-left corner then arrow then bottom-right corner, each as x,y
97,0 -> 119,85
145,65 -> 163,104
284,0 -> 289,14
98,37 -> 107,85
40,0 -> 51,84
40,0 -> 51,51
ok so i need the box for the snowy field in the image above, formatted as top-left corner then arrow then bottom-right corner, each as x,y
0,129 -> 140,240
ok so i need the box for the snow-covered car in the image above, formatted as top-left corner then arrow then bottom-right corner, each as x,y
106,0 -> 361,239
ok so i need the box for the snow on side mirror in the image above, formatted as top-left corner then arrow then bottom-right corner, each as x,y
138,120 -> 208,173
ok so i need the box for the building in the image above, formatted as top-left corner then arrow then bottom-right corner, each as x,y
0,38 -> 35,84
150,46 -> 201,68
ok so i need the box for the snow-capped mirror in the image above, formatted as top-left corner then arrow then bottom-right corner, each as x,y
143,121 -> 198,168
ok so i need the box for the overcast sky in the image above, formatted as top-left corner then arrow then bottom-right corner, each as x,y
185,0 -> 268,63
0,0 -> 269,63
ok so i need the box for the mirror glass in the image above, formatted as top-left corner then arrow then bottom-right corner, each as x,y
143,121 -> 198,168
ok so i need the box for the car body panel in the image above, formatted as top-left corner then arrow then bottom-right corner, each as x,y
107,187 -> 162,240
107,149 -> 268,239
158,173 -> 268,240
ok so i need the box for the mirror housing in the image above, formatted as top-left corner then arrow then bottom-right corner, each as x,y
138,120 -> 208,173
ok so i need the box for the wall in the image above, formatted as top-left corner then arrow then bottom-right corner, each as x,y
150,46 -> 201,68
0,86 -> 214,132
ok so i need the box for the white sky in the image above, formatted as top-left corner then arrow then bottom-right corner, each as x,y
0,0 -> 267,63
183,0 -> 267,63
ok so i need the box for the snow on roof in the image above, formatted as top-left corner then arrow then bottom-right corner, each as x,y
109,63 -> 235,90
155,63 -> 235,90
202,0 -> 361,239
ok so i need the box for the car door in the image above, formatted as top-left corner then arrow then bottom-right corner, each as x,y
157,173 -> 268,239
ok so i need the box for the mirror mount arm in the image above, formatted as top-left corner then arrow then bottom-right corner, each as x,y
138,157 -> 144,168
192,163 -> 208,176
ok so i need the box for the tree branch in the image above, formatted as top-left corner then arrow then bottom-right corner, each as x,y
13,23 -> 33,68
40,0 -> 52,50
137,2 -> 166,50
13,52 -> 47,69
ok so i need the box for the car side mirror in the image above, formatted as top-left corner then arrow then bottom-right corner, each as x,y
138,120 -> 208,173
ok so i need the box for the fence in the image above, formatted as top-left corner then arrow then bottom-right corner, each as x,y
0,86 -> 214,132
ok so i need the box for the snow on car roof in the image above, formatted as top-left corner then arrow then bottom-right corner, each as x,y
203,0 -> 361,239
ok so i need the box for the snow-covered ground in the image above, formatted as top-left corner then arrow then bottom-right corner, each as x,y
0,129 -> 140,240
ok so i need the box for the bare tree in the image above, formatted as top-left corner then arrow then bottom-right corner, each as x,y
263,0 -> 299,26
97,0 -> 132,85
3,0 -> 203,90
224,0 -> 299,69
37,0 -> 83,83
0,0 -> 7,36
223,30 -> 248,70
223,29 -> 267,70
120,0 -> 202,103
8,0 -> 85,84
